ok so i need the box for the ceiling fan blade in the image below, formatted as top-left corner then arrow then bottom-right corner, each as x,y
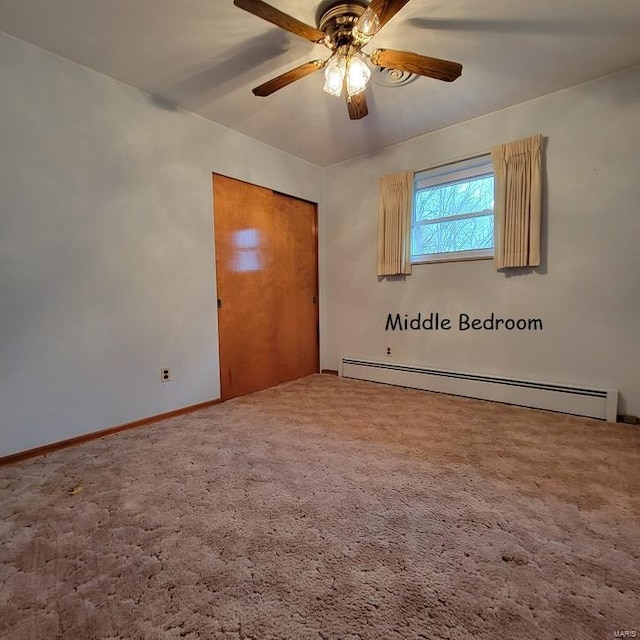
234,0 -> 326,43
370,49 -> 462,82
347,91 -> 368,120
356,0 -> 411,37
252,60 -> 325,97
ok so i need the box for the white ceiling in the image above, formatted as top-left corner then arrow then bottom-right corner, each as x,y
2,0 -> 640,166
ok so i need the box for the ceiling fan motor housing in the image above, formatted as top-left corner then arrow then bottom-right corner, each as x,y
317,1 -> 368,49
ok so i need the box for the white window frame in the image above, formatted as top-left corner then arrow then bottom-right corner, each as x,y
412,155 -> 494,265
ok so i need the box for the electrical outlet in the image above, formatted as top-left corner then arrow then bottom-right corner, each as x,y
385,346 -> 392,357
161,368 -> 171,383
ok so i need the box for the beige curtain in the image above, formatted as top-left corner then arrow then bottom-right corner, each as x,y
492,134 -> 543,269
377,170 -> 413,276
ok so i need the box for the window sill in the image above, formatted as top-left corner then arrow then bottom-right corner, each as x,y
411,249 -> 494,265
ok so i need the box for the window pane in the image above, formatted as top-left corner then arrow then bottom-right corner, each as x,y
412,214 -> 494,255
415,175 -> 494,222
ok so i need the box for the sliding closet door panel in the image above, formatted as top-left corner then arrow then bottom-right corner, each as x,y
271,191 -> 319,384
214,175 -> 278,399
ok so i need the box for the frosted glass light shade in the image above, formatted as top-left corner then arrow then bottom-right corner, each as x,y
323,56 -> 346,97
346,56 -> 371,97
356,9 -> 380,37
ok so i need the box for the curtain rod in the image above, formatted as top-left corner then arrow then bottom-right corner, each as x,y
414,150 -> 491,176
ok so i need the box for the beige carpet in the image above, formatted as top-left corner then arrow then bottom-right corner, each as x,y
1,374 -> 639,639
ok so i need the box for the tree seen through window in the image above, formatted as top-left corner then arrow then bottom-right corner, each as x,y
412,173 -> 494,258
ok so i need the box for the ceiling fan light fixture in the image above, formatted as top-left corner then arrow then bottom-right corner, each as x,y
236,0 -> 463,120
346,54 -> 371,97
323,55 -> 347,97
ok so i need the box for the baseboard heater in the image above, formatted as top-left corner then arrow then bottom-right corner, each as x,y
340,357 -> 618,422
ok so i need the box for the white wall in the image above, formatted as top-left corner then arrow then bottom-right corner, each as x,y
322,65 -> 640,416
0,32 -> 322,457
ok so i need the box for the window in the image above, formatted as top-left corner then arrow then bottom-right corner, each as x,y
412,155 -> 494,264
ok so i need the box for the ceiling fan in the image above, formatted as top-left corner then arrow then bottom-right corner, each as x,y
233,0 -> 463,120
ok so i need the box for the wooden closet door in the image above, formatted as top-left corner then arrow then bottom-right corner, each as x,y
213,174 -> 319,400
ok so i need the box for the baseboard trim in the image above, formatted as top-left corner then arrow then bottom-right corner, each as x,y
0,398 -> 222,467
321,369 -> 339,376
